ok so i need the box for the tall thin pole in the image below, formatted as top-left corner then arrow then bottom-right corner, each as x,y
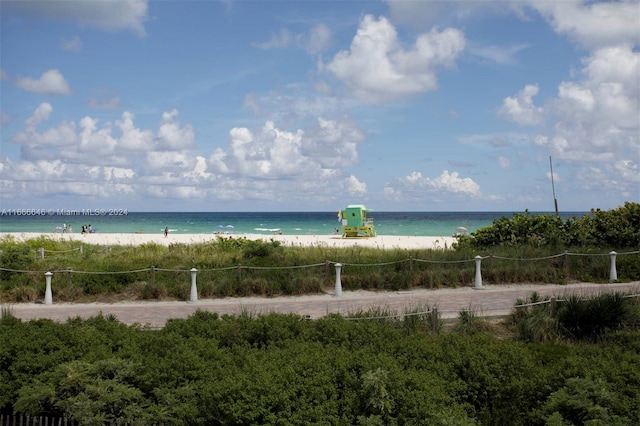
550,156 -> 559,218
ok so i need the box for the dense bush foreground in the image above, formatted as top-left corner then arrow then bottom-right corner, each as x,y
2,204 -> 640,303
1,292 -> 640,425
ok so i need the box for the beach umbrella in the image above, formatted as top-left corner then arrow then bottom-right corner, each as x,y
456,226 -> 469,235
226,225 -> 234,228
217,225 -> 225,228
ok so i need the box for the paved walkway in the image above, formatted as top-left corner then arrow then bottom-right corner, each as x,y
6,282 -> 640,328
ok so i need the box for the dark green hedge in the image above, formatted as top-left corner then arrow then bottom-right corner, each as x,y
2,306 -> 639,425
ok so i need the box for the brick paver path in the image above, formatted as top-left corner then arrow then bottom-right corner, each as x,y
7,282 -> 639,328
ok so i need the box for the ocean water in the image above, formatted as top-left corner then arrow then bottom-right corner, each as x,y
0,211 -> 589,237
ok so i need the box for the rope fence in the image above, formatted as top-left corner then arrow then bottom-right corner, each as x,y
1,250 -> 638,305
33,246 -> 84,259
340,290 -> 640,324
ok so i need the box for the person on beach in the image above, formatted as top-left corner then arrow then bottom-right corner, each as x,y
164,227 -> 169,237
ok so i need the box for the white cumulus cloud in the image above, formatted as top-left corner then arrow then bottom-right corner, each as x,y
498,84 -> 543,126
15,69 -> 72,95
209,118 -> 364,181
157,109 -> 195,150
497,1 -> 639,203
3,106 -> 371,205
529,0 -> 640,49
24,102 -> 53,128
117,112 -> 154,151
326,14 -> 465,104
531,46 -> 638,165
384,170 -> 482,202
345,175 -> 367,196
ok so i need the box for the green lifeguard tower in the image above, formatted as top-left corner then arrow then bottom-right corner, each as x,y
339,204 -> 376,238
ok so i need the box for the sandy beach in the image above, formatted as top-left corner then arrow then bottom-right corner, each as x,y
0,232 -> 457,250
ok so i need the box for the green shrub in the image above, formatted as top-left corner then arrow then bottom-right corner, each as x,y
512,291 -> 640,343
511,293 -> 559,342
242,239 -> 282,259
557,293 -> 637,342
138,281 -> 168,300
79,274 -> 130,295
167,282 -> 190,300
7,286 -> 38,303
0,246 -> 34,281
454,307 -> 493,335
55,285 -> 83,301
458,202 -> 640,250
582,202 -> 640,248
2,307 -> 640,423
542,377 -> 631,425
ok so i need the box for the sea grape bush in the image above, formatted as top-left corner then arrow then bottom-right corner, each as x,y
581,202 -> 640,248
1,302 -> 639,425
456,202 -> 640,250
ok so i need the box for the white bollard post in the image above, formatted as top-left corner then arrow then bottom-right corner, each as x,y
44,271 -> 53,305
474,255 -> 483,289
609,251 -> 617,282
189,268 -> 198,302
334,263 -> 342,297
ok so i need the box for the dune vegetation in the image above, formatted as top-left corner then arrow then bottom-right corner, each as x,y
1,203 -> 638,303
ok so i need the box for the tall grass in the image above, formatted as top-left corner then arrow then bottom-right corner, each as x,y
344,303 -> 442,334
1,304 -> 14,319
511,291 -> 640,343
557,292 -> 637,342
455,306 -> 494,334
1,236 -> 638,302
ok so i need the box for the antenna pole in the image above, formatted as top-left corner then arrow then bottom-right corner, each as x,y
550,156 -> 559,218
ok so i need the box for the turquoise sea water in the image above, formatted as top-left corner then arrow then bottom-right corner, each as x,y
0,211 -> 589,237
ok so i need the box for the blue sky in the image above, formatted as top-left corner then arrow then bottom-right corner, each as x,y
1,0 -> 638,212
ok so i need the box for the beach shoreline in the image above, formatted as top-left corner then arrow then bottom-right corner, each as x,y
0,232 -> 458,250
